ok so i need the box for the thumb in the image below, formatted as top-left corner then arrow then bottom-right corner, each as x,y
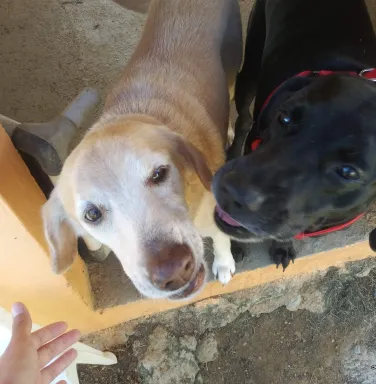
11,302 -> 32,338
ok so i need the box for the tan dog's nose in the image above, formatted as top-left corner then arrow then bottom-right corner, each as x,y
147,243 -> 195,291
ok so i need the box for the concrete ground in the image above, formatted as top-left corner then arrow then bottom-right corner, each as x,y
2,0 -> 376,383
78,258 -> 376,384
0,0 -> 252,140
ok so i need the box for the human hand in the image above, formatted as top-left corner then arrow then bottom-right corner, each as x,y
0,302 -> 81,384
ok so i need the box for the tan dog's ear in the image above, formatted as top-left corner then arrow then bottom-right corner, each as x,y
174,136 -> 213,191
42,189 -> 77,274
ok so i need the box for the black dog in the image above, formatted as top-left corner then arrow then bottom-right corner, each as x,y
213,0 -> 376,269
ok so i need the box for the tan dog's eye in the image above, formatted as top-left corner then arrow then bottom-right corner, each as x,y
149,165 -> 169,185
84,206 -> 102,223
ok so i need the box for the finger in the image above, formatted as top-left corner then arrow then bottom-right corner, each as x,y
38,329 -> 81,368
56,381 -> 67,384
41,348 -> 77,384
31,322 -> 68,349
11,302 -> 32,339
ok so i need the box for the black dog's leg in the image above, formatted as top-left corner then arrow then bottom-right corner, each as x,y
269,240 -> 296,271
228,115 -> 253,261
227,114 -> 252,261
227,0 -> 266,262
234,0 -> 265,116
226,113 -> 253,161
227,0 -> 266,161
230,240 -> 247,262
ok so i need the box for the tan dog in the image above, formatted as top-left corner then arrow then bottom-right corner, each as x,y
42,0 -> 242,300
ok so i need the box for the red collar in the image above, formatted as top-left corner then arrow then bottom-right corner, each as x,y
250,68 -> 376,240
294,213 -> 365,240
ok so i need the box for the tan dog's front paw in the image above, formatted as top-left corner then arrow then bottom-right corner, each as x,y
212,257 -> 236,285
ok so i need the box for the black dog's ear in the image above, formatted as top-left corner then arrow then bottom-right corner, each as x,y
369,228 -> 376,252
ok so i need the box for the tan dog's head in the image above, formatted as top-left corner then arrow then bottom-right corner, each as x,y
42,117 -> 211,299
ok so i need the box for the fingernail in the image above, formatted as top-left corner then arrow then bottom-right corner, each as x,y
11,302 -> 26,318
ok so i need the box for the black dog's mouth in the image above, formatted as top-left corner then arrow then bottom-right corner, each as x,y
214,205 -> 302,241
214,206 -> 257,240
215,206 -> 243,227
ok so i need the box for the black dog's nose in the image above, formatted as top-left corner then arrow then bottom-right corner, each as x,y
244,190 -> 265,211
219,171 -> 265,212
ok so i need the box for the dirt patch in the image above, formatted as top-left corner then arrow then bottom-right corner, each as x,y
78,258 -> 376,384
78,344 -> 141,384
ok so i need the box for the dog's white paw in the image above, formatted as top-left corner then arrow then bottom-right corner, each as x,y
212,257 -> 236,285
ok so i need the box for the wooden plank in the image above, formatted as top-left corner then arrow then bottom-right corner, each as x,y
0,126 -> 96,329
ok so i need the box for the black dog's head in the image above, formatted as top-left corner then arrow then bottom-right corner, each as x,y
213,74 -> 376,242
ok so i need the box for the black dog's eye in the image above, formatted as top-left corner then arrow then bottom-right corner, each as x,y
336,165 -> 359,181
84,206 -> 102,223
149,166 -> 169,185
277,110 -> 292,127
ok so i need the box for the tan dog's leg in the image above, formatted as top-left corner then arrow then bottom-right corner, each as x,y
212,230 -> 236,284
82,234 -> 111,262
221,0 -> 242,103
228,72 -> 237,102
226,74 -> 236,148
227,121 -> 235,149
222,0 -> 242,149
196,194 -> 235,285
